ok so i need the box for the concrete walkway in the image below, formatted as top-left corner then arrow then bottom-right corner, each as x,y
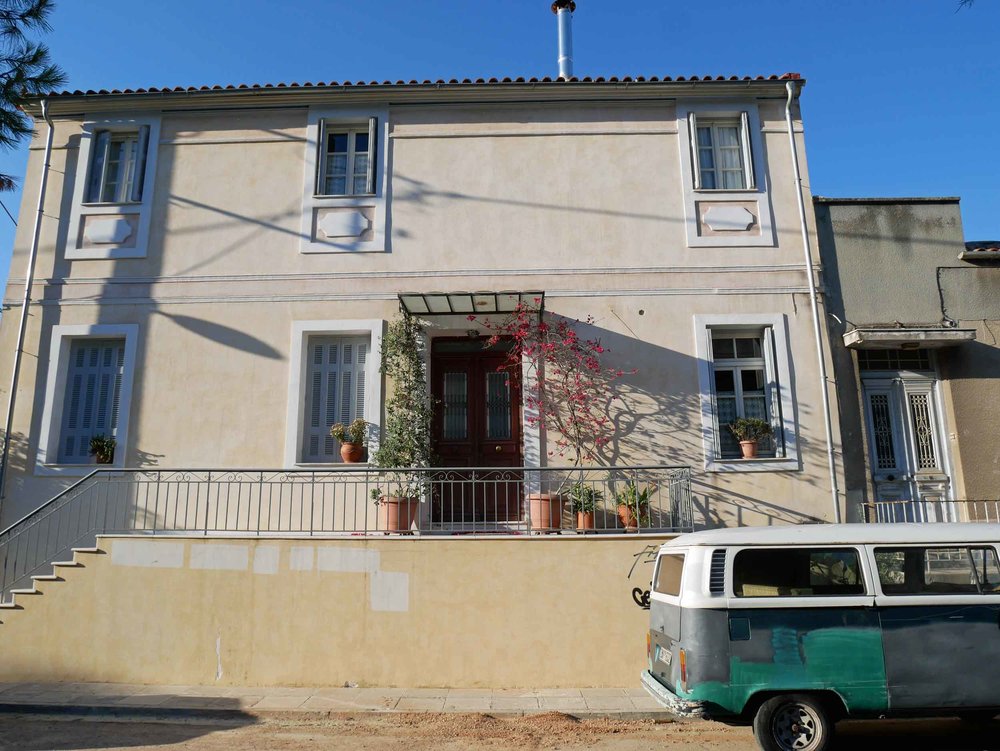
0,682 -> 673,721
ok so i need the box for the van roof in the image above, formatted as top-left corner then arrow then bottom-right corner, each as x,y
660,523 -> 1000,549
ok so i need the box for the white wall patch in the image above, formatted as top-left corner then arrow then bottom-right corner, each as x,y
189,544 -> 248,571
253,546 -> 280,575
111,539 -> 184,568
370,571 -> 409,612
317,547 -> 380,573
289,546 -> 314,571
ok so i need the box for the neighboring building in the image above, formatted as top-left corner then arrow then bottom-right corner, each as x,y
815,197 -> 999,522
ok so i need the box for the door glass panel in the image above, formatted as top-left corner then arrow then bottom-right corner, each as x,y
868,393 -> 897,470
485,371 -> 512,440
908,393 -> 939,470
443,372 -> 468,440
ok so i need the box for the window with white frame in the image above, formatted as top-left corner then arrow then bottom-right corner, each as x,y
688,112 -> 756,191
56,339 -> 125,463
36,324 -> 138,475
315,119 -> 377,197
85,127 -> 150,204
300,336 -> 369,462
709,328 -> 784,460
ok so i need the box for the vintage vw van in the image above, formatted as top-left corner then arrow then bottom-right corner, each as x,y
642,523 -> 1000,751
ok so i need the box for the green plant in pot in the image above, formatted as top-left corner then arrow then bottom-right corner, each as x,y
369,315 -> 434,532
330,417 -> 369,463
728,417 -> 773,459
89,434 -> 116,465
567,482 -> 603,532
615,480 -> 651,532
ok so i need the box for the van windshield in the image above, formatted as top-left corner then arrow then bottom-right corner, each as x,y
734,547 -> 865,597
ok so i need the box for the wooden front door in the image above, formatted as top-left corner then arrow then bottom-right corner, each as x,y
431,338 -> 523,525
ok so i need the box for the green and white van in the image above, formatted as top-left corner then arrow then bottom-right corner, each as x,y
641,523 -> 1000,751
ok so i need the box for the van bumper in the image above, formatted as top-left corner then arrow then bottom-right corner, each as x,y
641,670 -> 708,718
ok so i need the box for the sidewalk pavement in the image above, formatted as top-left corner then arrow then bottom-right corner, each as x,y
0,682 -> 676,722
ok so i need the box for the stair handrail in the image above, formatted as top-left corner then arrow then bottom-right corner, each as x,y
0,468 -> 103,539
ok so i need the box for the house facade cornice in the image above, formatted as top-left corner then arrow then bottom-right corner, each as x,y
23,77 -> 804,117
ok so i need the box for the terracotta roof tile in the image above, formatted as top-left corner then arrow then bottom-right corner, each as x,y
42,72 -> 802,98
965,241 -> 1000,253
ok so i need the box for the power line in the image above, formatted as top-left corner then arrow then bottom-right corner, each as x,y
0,198 -> 15,227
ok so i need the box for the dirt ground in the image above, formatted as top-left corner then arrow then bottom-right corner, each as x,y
0,712 -> 998,751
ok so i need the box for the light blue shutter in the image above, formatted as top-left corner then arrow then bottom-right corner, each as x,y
58,339 -> 125,463
301,336 -> 369,462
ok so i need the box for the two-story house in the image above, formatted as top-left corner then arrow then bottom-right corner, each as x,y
0,69 -> 849,688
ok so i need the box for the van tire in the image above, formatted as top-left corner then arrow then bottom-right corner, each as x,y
752,694 -> 833,751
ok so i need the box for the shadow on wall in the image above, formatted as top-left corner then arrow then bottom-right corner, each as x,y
509,313 -> 823,530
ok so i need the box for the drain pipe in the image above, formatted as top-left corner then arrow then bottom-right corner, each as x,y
551,1 -> 576,80
0,99 -> 54,507
784,81 -> 841,523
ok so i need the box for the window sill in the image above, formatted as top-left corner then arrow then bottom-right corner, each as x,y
693,188 -> 758,195
81,200 -> 142,208
704,457 -> 800,473
35,463 -> 124,477
312,192 -> 376,200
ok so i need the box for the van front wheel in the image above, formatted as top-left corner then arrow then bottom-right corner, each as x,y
753,694 -> 833,751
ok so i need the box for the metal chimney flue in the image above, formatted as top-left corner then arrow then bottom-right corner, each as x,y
551,1 -> 576,80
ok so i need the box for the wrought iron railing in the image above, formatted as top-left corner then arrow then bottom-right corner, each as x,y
861,499 -> 1000,524
0,465 -> 692,601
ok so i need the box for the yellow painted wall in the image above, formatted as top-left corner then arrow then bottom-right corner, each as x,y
0,535 -> 671,688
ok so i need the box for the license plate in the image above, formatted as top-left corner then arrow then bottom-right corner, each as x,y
655,644 -> 672,665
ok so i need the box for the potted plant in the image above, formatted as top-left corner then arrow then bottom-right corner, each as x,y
615,480 -> 651,532
728,417 -> 773,459
369,315 -> 434,532
89,434 -> 116,465
474,301 -> 634,533
330,417 -> 369,463
568,482 -> 602,532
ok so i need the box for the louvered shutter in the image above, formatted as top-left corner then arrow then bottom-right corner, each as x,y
365,116 -> 378,195
739,111 -> 756,190
687,112 -> 701,190
763,326 -> 784,457
301,336 -> 369,462
130,125 -> 150,203
314,118 -> 327,195
57,339 -> 126,463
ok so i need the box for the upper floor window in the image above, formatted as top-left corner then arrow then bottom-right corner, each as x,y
316,118 -> 376,197
688,112 -> 756,192
85,127 -> 150,204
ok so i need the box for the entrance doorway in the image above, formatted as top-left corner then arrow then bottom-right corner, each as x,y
861,374 -> 954,521
430,337 -> 523,527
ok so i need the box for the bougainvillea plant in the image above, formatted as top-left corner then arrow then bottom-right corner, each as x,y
472,300 -> 634,466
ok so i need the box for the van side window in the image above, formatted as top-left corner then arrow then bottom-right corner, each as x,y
733,548 -> 864,597
654,554 -> 684,596
971,548 -> 1000,593
875,547 -> 988,595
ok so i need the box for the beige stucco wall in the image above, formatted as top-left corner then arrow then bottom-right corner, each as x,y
0,89 -> 844,529
1,535 -> 671,688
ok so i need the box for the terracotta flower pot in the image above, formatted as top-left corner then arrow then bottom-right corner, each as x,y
739,440 -> 758,459
528,493 -> 563,533
576,511 -> 595,532
340,443 -> 365,463
618,505 -> 638,531
379,496 -> 419,532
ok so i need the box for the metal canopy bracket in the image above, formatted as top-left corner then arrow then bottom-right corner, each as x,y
398,291 -> 545,318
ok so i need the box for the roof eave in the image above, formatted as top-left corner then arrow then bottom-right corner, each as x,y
23,76 -> 805,117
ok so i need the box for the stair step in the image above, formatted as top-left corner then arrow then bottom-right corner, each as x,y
72,547 -> 102,554
9,588 -> 39,595
51,561 -> 82,568
31,575 -> 61,582
0,602 -> 22,609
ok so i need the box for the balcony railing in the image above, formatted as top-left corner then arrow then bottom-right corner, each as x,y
861,499 -> 1000,524
0,465 -> 692,600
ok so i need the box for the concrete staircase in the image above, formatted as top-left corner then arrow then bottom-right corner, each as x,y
0,547 -> 101,623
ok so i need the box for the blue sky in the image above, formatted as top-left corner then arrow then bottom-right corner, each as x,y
1,0 -> 997,287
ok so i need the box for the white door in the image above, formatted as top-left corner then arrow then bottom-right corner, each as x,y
862,377 -> 954,522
